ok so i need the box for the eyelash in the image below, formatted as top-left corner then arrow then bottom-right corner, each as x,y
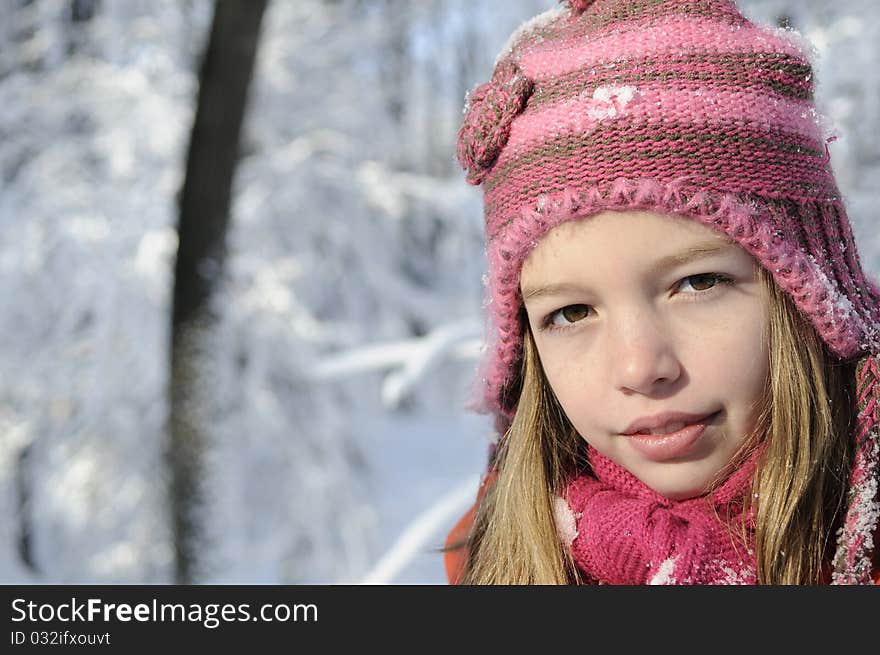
539,273 -> 736,334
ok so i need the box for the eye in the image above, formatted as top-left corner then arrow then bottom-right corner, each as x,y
542,304 -> 592,331
676,273 -> 734,295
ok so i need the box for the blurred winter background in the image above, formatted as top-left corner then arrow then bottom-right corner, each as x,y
0,0 -> 877,584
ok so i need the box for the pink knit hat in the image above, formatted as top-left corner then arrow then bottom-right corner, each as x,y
458,0 -> 880,582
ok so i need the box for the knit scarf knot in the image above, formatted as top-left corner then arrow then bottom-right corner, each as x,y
557,446 -> 761,585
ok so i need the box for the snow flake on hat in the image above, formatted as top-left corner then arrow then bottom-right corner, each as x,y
584,85 -> 639,121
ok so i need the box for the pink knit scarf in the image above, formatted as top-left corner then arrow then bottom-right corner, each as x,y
558,446 -> 761,585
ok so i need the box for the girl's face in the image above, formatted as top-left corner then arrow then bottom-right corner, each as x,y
520,210 -> 769,500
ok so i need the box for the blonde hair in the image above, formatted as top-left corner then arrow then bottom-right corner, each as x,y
458,266 -> 857,584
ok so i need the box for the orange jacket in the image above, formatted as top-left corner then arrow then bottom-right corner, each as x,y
444,472 -> 880,585
443,470 -> 496,585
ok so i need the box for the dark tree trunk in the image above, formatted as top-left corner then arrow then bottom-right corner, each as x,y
15,443 -> 38,574
65,0 -> 100,56
69,0 -> 99,23
169,0 -> 268,584
379,0 -> 413,168
776,13 -> 794,29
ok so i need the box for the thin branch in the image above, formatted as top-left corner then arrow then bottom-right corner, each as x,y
358,474 -> 480,584
311,319 -> 483,407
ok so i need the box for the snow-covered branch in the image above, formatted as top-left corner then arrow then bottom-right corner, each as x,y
359,474 -> 480,585
311,318 -> 483,408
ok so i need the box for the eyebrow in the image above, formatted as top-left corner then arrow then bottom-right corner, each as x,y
521,241 -> 733,302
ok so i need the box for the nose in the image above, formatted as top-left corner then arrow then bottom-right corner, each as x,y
608,310 -> 682,395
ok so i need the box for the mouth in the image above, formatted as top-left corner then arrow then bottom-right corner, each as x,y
623,411 -> 722,462
622,410 -> 720,436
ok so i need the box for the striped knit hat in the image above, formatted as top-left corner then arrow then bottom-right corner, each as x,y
457,0 -> 880,583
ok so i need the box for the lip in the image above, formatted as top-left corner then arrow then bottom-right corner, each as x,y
622,411 -> 720,462
621,410 -> 718,436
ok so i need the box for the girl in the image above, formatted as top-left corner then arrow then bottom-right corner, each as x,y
445,0 -> 880,584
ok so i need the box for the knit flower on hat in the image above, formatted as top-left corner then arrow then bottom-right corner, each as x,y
457,59 -> 534,185
563,0 -> 597,16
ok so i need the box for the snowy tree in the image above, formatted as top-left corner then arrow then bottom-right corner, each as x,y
170,0 -> 269,584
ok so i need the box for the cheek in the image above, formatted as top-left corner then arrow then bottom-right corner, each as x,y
704,304 -> 769,399
539,351 -> 603,424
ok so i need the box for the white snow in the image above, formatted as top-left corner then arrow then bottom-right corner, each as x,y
553,495 -> 580,546
648,557 -> 677,585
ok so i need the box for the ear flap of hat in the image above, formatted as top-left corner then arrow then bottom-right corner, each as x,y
832,353 -> 880,584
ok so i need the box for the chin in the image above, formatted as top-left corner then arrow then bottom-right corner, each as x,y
628,446 -> 733,500
654,485 -> 705,501
640,469 -> 712,501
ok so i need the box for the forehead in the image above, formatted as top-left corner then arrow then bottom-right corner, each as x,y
520,210 -> 744,287
541,209 -> 728,243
